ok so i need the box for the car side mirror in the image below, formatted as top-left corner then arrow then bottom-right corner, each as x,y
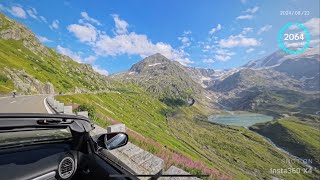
97,132 -> 128,150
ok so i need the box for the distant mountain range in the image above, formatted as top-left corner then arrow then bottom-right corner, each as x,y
111,45 -> 319,112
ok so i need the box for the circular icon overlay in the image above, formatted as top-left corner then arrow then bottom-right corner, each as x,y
278,23 -> 310,55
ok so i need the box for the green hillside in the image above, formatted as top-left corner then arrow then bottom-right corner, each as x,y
57,92 -> 319,179
251,117 -> 320,169
0,12 -> 115,94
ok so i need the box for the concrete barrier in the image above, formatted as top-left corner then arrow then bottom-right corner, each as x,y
57,102 -> 64,113
53,100 -> 59,108
63,106 -> 73,115
107,123 -> 126,133
77,111 -> 89,118
91,125 -> 164,178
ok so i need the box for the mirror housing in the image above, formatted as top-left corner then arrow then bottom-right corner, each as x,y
97,132 -> 128,150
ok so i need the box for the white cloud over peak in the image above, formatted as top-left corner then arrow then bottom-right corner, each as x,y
50,20 -> 59,30
80,12 -> 102,26
214,49 -> 235,61
67,23 -> 97,43
57,45 -> 100,65
57,45 -> 83,63
257,25 -> 272,35
67,14 -> 192,65
219,34 -> 260,48
93,65 -> 109,76
8,6 -> 27,19
94,32 -> 191,65
57,45 -> 108,75
84,55 -> 97,64
112,14 -> 128,35
37,36 -> 52,43
209,24 -> 222,34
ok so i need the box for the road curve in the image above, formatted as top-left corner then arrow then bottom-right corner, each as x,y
0,95 -> 49,113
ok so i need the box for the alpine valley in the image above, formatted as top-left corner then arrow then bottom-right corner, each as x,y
0,12 -> 319,179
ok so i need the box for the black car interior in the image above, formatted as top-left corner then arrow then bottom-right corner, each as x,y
0,114 -> 131,180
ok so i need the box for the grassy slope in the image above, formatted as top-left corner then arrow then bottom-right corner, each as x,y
251,117 -> 320,169
57,92 -> 318,179
0,38 -> 116,93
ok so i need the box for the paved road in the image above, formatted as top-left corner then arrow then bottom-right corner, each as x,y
0,95 -> 49,113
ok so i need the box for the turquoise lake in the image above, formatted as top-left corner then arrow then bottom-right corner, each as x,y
208,113 -> 273,127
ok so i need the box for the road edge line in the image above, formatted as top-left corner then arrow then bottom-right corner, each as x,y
44,97 -> 54,114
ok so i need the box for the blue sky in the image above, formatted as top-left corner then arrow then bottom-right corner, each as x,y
0,0 -> 319,75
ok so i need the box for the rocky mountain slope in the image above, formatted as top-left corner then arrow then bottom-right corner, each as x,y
110,53 -> 204,104
0,12 -> 116,95
243,47 -> 320,91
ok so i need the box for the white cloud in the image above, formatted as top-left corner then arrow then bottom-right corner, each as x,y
244,6 -> 259,14
57,45 -> 83,63
93,66 -> 109,76
67,23 -> 97,43
25,7 -> 47,23
178,36 -> 190,47
50,20 -> 59,30
80,12 -> 102,26
57,46 -> 100,64
257,25 -> 272,35
175,58 -> 194,66
57,45 -> 108,75
213,48 -> 235,61
304,18 -> 320,36
39,16 -> 47,23
66,14 -> 192,65
178,30 -> 192,49
236,14 -> 254,20
183,30 -> 192,35
241,27 -> 253,34
209,24 -> 222,34
94,32 -> 191,64
8,6 -> 27,19
112,14 -> 128,35
37,36 -> 52,43
215,54 -> 231,61
203,58 -> 215,63
84,55 -> 97,64
219,34 -> 260,48
246,48 -> 255,53
26,8 -> 37,19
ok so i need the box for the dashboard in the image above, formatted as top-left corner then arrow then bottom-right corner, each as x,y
0,142 -> 78,180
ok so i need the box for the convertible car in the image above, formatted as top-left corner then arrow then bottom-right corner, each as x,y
0,113 -> 133,180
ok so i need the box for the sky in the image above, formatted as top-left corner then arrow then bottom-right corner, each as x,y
0,0 -> 319,75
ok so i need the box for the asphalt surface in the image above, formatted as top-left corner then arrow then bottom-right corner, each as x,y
0,95 -> 49,113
